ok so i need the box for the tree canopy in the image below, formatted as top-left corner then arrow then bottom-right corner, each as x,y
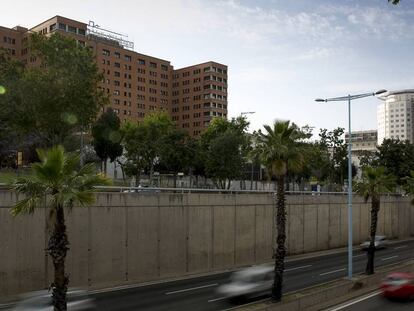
200,117 -> 250,189
375,139 -> 414,186
92,108 -> 123,174
0,33 -> 107,148
121,112 -> 175,185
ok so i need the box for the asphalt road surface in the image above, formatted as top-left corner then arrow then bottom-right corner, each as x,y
327,291 -> 414,311
91,239 -> 414,311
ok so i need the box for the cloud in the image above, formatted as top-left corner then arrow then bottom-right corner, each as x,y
291,47 -> 335,61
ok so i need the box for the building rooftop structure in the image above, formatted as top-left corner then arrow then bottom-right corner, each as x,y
377,89 -> 414,144
0,15 -> 228,137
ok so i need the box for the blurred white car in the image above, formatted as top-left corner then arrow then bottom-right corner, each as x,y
216,265 -> 274,301
360,235 -> 389,250
14,289 -> 95,311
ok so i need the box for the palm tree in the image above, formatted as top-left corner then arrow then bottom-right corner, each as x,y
354,166 -> 394,275
256,120 -> 307,301
11,146 -> 109,311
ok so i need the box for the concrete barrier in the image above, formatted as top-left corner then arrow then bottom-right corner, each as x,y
0,190 -> 412,299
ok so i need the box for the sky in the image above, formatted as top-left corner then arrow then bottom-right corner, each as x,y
2,0 -> 414,135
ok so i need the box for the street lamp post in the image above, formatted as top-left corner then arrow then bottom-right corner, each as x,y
315,89 -> 387,279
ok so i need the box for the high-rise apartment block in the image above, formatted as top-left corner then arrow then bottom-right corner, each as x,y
377,90 -> 414,144
0,16 -> 228,137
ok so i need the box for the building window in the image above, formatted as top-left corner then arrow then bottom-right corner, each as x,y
114,62 -> 120,68
138,59 -> 145,65
50,23 -> 57,32
161,64 -> 168,71
68,25 -> 77,33
125,55 -> 132,62
102,49 -> 110,56
150,62 -> 157,68
78,28 -> 86,36
58,23 -> 66,31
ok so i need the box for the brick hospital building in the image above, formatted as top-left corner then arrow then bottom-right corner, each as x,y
0,16 -> 228,137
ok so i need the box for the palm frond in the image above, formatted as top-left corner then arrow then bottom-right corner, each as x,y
63,151 -> 81,176
11,145 -> 108,217
258,120 -> 307,178
11,196 -> 43,216
355,166 -> 395,202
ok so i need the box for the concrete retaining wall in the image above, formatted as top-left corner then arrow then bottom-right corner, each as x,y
0,191 -> 412,298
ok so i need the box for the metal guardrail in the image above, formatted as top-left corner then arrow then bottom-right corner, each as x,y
0,183 -> 405,196
93,186 -> 406,196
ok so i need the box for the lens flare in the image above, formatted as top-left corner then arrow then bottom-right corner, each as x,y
62,112 -> 78,125
108,130 -> 122,143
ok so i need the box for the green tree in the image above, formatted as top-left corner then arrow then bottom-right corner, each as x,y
376,139 -> 414,187
354,167 -> 395,275
0,49 -> 26,164
358,150 -> 379,170
294,142 -> 331,188
92,108 -> 123,175
158,130 -> 195,188
11,146 -> 109,310
319,128 -> 356,188
389,0 -> 400,4
0,33 -> 107,148
200,117 -> 250,189
122,112 -> 174,185
256,120 -> 307,301
403,171 -> 414,204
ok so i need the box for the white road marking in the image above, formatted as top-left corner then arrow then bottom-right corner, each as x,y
353,254 -> 366,258
208,296 -> 228,302
381,255 -> 399,261
320,268 -> 346,276
394,245 -> 407,250
325,290 -> 381,311
165,283 -> 218,295
285,264 -> 312,272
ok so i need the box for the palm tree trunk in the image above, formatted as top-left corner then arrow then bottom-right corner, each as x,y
149,161 -> 155,186
48,205 -> 69,311
366,196 -> 380,275
135,171 -> 141,187
103,158 -> 107,176
272,175 -> 287,302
